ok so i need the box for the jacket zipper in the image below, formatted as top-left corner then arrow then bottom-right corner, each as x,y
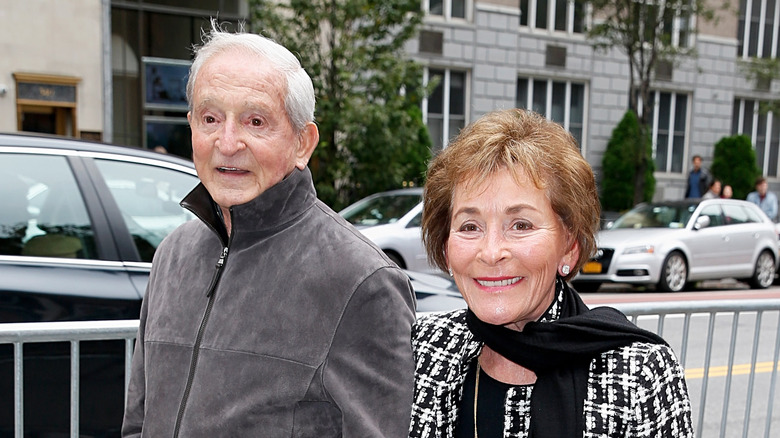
172,245 -> 229,437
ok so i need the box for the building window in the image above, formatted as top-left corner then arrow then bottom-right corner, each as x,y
659,3 -> 693,48
733,99 -> 780,177
519,0 -> 585,34
426,0 -> 469,20
516,77 -> 586,148
639,91 -> 688,173
424,68 -> 467,151
739,0 -> 780,58
13,73 -> 80,138
110,3 -> 244,150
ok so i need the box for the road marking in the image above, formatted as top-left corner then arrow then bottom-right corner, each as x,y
685,361 -> 780,379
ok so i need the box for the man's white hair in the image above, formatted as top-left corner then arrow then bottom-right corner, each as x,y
186,20 -> 316,132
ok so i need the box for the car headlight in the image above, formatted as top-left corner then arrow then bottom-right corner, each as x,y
623,245 -> 654,255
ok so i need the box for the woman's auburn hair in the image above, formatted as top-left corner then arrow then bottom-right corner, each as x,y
421,108 -> 601,281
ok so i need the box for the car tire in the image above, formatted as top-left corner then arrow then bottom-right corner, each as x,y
748,250 -> 776,289
658,251 -> 687,292
571,281 -> 602,293
385,251 -> 406,269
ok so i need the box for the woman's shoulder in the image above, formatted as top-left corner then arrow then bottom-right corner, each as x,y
414,308 -> 467,330
412,309 -> 471,346
595,341 -> 685,383
412,309 -> 479,383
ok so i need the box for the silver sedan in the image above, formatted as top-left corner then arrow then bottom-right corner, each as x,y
338,188 -> 441,274
572,198 -> 779,292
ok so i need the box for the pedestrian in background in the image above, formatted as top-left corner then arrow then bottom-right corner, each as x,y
122,21 -> 415,437
747,177 -> 779,222
409,109 -> 693,437
721,184 -> 733,199
702,178 -> 721,199
685,154 -> 711,198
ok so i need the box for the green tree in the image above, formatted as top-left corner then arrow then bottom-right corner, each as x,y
586,0 -> 723,205
249,0 -> 431,210
601,110 -> 655,211
710,134 -> 760,200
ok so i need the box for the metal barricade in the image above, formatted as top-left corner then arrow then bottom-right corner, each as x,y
0,320 -> 138,438
1,300 -> 779,437
612,299 -> 780,438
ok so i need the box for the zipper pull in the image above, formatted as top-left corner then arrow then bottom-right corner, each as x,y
206,247 -> 229,298
216,246 -> 229,268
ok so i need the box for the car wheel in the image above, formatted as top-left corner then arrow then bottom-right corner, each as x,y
385,251 -> 406,269
571,281 -> 602,293
658,251 -> 687,292
748,250 -> 776,289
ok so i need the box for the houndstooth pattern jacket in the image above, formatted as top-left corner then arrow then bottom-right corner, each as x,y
408,291 -> 694,438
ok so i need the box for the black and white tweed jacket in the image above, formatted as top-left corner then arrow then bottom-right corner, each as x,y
409,303 -> 694,437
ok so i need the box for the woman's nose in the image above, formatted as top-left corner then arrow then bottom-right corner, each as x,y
477,229 -> 510,265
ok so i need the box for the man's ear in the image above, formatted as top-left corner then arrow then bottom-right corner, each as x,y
295,122 -> 320,170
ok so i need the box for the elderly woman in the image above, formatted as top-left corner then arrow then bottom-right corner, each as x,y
409,109 -> 693,437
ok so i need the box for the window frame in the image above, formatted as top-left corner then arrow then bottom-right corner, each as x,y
519,0 -> 587,35
733,98 -> 780,177
515,76 -> 588,150
422,67 -> 470,151
638,89 -> 690,174
424,0 -> 472,21
738,0 -> 780,58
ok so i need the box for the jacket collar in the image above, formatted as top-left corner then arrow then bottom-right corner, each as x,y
181,167 -> 317,246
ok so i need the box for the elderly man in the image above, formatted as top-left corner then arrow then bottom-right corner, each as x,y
122,23 -> 415,437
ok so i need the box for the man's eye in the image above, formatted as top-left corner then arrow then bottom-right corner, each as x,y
204,116 -> 216,123
251,118 -> 263,126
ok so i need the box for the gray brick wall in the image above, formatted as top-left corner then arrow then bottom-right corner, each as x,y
407,2 -> 780,201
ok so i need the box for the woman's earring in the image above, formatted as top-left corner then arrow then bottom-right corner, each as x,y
448,267 -> 453,277
561,265 -> 570,276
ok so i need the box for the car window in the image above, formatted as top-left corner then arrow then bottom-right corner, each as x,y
93,159 -> 197,262
407,210 -> 422,228
722,204 -> 752,224
0,153 -> 96,259
743,205 -> 765,223
341,194 -> 422,226
698,204 -> 725,227
611,203 -> 695,229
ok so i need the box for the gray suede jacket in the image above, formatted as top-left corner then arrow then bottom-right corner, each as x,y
122,167 -> 416,437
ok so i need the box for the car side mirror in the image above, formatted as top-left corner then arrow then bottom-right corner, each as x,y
694,215 -> 710,230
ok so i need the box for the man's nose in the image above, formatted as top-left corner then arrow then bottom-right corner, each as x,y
216,119 -> 245,155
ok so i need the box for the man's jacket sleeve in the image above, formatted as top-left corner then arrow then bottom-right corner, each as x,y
323,266 -> 416,437
121,280 -> 150,437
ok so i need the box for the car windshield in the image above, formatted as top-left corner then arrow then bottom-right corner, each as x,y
611,203 -> 698,229
341,193 -> 421,226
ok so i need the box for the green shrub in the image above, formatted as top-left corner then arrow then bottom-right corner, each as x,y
710,135 -> 759,200
600,110 -> 655,211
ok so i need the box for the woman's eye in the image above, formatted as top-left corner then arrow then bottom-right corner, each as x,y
250,118 -> 263,126
459,223 -> 479,232
204,115 -> 216,124
511,221 -> 532,231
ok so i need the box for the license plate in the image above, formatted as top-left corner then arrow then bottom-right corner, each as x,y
582,261 -> 602,274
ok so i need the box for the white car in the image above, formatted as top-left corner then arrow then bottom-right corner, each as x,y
572,198 -> 779,292
339,188 -> 441,274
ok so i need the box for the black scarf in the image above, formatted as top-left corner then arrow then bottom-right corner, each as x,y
465,278 -> 667,438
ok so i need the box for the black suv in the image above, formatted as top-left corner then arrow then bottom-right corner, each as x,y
0,133 -> 200,436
